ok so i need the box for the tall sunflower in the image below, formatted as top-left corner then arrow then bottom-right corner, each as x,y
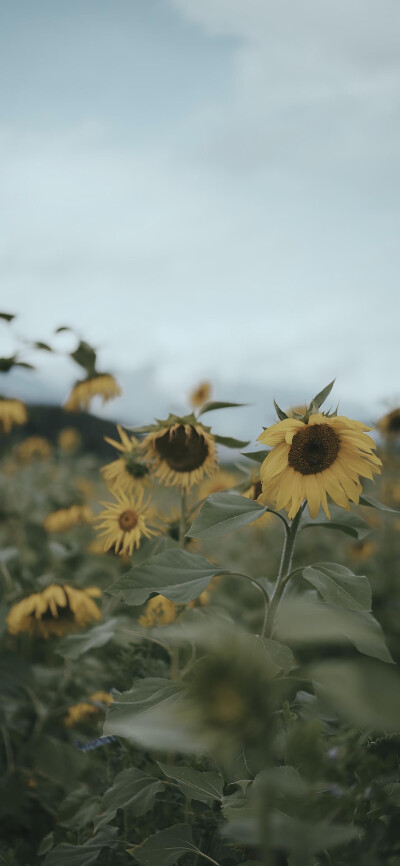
101,425 -> 149,491
6,584 -> 102,638
139,595 -> 177,627
258,413 -> 382,519
64,373 -> 121,412
142,416 -> 218,490
0,398 -> 27,433
94,486 -> 159,556
65,691 -> 113,727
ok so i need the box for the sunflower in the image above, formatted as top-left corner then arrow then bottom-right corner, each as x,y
65,691 -> 113,727
258,413 -> 382,520
58,427 -> 81,453
0,398 -> 27,433
243,472 -> 275,527
44,504 -> 94,532
198,469 -> 237,500
95,486 -> 159,556
189,381 -> 212,409
6,584 -> 102,638
139,595 -> 177,627
377,408 -> 400,437
143,419 -> 218,490
15,436 -> 52,462
64,373 -> 121,412
101,425 -> 149,491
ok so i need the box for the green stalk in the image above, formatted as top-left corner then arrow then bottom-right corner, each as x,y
262,504 -> 305,639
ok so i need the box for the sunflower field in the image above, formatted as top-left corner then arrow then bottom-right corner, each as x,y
1,320 -> 400,866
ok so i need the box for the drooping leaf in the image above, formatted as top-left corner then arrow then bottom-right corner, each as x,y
106,549 -> 224,605
311,659 -> 400,731
240,449 -> 269,464
258,637 -> 295,674
359,494 -> 400,513
42,828 -> 118,866
198,401 -> 247,415
302,563 -> 372,611
214,434 -> 250,449
70,340 -> 97,375
34,341 -> 52,351
157,763 -> 224,805
56,619 -> 118,659
276,598 -> 393,663
128,824 -> 195,866
94,768 -> 164,831
186,493 -> 268,539
0,312 -> 15,322
103,678 -> 198,752
300,505 -> 372,540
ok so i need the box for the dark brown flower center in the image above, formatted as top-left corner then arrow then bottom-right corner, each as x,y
388,412 -> 400,433
155,425 -> 209,472
39,589 -> 73,621
288,423 -> 340,475
118,509 -> 138,531
251,480 -> 262,500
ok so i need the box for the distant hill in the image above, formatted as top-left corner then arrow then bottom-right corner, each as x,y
0,404 -> 121,458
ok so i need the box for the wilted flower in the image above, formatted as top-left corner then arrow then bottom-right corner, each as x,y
143,418 -> 218,490
44,504 -> 94,532
64,373 -> 121,412
258,413 -> 382,519
0,398 -> 27,433
6,585 -> 102,638
101,425 -> 149,491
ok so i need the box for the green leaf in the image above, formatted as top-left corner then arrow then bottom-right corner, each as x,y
240,449 -> 269,464
55,326 -> 71,333
359,494 -> 400,513
274,399 -> 288,421
56,619 -> 118,659
129,824 -> 195,866
302,563 -> 372,611
37,832 -> 54,856
198,401 -> 247,415
0,312 -> 15,322
103,678 -> 197,752
186,493 -> 268,539
311,659 -> 400,731
70,341 -> 97,374
106,549 -> 223,605
157,763 -> 224,805
94,768 -> 164,831
300,505 -> 372,540
221,789 -> 255,822
34,341 -> 52,351
270,812 -> 359,854
43,829 -> 118,866
259,638 -> 295,674
308,379 -> 335,411
276,599 -> 393,663
214,434 -> 250,449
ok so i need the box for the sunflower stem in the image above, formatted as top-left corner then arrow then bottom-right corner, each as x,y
179,489 -> 187,548
262,504 -> 305,639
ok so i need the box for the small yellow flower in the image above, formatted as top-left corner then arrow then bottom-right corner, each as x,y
58,427 -> 81,453
64,373 -> 121,412
143,420 -> 218,490
15,436 -> 52,462
65,691 -> 113,728
0,398 -> 27,433
189,381 -> 212,409
44,504 -> 94,532
139,595 -> 177,627
198,470 -> 237,500
258,413 -> 382,520
377,408 -> 400,437
187,590 -> 212,609
101,425 -> 149,491
95,486 -> 159,556
6,584 -> 102,638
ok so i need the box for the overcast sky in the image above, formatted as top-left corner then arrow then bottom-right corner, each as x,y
1,0 -> 399,428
